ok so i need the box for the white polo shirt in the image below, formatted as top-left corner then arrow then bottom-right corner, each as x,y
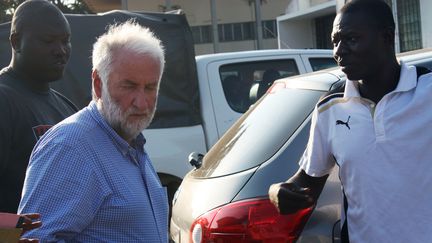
299,62 -> 432,243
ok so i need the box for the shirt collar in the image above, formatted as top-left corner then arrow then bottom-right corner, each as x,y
394,61 -> 417,92
344,62 -> 417,98
88,101 -> 146,157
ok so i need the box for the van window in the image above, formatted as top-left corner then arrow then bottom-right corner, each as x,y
219,59 -> 299,113
191,88 -> 324,178
309,57 -> 337,71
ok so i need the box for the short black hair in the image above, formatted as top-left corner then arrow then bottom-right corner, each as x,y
340,0 -> 395,32
11,0 -> 63,35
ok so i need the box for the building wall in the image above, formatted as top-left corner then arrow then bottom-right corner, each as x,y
277,0 -> 335,49
287,0 -> 333,13
278,0 -> 431,52
311,0 -> 332,5
123,0 -> 288,54
194,38 -> 277,55
278,19 -> 315,49
124,0 -> 288,25
86,0 -> 430,54
420,0 -> 432,49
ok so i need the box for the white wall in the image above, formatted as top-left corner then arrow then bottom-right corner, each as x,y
277,19 -> 314,49
277,0 -> 335,49
420,0 -> 432,49
194,39 -> 278,55
124,0 -> 287,54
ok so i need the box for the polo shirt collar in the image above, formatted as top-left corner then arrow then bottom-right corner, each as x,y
88,101 -> 146,157
343,62 -> 416,99
394,61 -> 417,92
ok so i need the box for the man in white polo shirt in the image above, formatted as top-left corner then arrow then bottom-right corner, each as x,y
268,0 -> 432,242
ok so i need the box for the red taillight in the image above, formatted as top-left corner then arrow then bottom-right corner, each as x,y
189,198 -> 314,243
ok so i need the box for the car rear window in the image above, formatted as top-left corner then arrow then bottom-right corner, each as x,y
191,88 -> 325,178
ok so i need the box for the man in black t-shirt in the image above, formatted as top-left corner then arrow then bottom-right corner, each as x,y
0,0 -> 78,213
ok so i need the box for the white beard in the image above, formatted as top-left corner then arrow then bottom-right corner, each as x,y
99,86 -> 155,140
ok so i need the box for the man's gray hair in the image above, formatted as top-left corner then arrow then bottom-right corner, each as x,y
91,20 -> 165,100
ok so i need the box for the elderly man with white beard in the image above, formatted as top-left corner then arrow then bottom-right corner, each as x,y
18,21 -> 168,242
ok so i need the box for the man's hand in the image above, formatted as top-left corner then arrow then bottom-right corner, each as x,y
20,213 -> 42,234
269,182 -> 315,215
18,213 -> 42,243
268,169 -> 328,215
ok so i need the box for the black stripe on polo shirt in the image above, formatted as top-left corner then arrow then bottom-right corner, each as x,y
317,80 -> 345,108
317,92 -> 344,108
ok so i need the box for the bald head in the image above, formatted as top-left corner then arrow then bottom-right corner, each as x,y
11,0 -> 67,35
10,0 -> 72,84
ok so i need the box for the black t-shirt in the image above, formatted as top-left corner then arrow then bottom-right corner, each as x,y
0,67 -> 78,213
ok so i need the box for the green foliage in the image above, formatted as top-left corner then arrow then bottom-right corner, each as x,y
0,0 -> 93,24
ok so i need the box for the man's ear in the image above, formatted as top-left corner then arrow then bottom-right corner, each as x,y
10,33 -> 21,53
92,70 -> 102,99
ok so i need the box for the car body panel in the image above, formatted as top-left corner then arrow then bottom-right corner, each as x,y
170,166 -> 258,242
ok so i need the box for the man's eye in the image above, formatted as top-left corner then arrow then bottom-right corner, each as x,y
146,86 -> 157,91
121,85 -> 135,90
347,36 -> 358,43
43,39 -> 54,44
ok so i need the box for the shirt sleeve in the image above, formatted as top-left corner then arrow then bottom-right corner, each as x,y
299,106 -> 335,177
18,139 -> 111,241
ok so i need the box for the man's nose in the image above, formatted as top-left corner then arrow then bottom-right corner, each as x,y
333,40 -> 347,61
132,91 -> 150,110
53,41 -> 70,56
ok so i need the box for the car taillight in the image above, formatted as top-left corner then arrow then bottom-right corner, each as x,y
189,198 -> 314,243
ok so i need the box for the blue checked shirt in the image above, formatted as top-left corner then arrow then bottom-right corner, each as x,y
18,101 -> 168,242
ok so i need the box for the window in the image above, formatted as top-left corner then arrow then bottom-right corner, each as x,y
201,26 -> 212,43
315,14 -> 336,49
263,20 -> 277,39
382,0 -> 422,52
191,26 -> 201,44
242,22 -> 255,40
397,0 -> 422,52
194,88 -> 324,178
233,23 -> 243,41
309,58 -> 337,71
219,59 -> 299,113
191,20 -> 277,44
191,25 -> 212,44
219,22 -> 256,42
217,24 -> 237,42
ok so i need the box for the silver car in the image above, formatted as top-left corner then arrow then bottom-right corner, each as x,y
170,49 -> 432,243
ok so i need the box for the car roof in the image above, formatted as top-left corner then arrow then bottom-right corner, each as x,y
273,66 -> 343,92
195,49 -> 333,62
397,48 -> 432,60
